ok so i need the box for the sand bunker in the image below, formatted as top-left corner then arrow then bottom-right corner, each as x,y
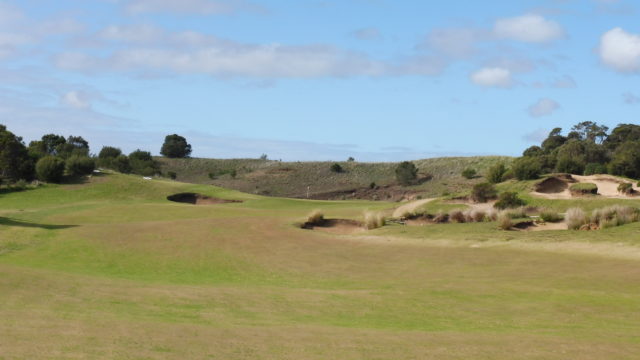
301,218 -> 365,234
532,174 -> 639,200
167,193 -> 243,205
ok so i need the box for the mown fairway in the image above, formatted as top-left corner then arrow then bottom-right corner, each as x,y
1,173 -> 639,359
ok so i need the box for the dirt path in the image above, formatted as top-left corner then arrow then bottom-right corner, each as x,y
392,198 -> 437,218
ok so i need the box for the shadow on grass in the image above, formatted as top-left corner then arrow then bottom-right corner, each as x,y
0,217 -> 78,230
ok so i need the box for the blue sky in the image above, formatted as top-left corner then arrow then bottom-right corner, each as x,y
1,0 -> 639,161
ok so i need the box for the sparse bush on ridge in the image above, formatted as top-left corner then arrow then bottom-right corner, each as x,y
461,168 -> 476,179
471,183 -> 497,203
330,163 -> 343,173
395,161 -> 418,186
486,163 -> 507,184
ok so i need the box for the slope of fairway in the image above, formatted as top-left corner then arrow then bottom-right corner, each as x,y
1,173 -> 640,359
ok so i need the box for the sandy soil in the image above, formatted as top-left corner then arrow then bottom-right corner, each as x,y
532,174 -> 639,200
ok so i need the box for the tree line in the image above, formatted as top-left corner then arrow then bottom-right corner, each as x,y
0,124 -> 192,184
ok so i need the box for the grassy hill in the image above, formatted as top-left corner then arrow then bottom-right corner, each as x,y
2,173 -> 640,359
157,156 -> 513,200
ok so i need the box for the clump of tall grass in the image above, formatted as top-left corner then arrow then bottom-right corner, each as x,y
539,209 -> 564,223
364,211 -> 386,230
618,182 -> 633,195
306,210 -> 324,225
591,205 -> 639,228
497,211 -> 513,230
485,209 -> 498,222
433,212 -> 449,223
566,208 -> 588,230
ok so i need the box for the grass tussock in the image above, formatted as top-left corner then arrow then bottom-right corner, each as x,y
306,210 -> 324,225
364,211 -> 386,230
497,211 -> 513,230
566,208 -> 588,230
591,205 -> 639,228
539,209 -> 564,223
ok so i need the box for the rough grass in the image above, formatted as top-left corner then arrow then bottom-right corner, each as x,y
1,173 -> 640,359
157,156 -> 512,199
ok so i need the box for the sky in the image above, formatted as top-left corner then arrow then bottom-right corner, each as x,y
1,0 -> 639,161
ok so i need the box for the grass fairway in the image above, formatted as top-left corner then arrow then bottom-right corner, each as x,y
1,173 -> 640,359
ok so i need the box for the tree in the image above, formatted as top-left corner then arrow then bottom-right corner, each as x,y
160,134 -> 192,158
112,155 -> 132,174
522,146 -> 543,157
605,124 -> 640,150
541,128 -> 567,152
570,121 -> 609,143
608,141 -> 640,179
36,156 -> 65,183
0,125 -> 34,182
395,161 -> 418,186
99,146 -> 122,159
486,163 -> 507,184
56,135 -> 89,159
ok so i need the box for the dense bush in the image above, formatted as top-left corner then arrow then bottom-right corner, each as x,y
0,124 -> 34,182
461,168 -> 476,179
471,183 -> 497,203
36,156 -> 65,183
486,163 -> 507,184
129,150 -> 159,176
330,163 -> 343,173
66,156 -> 96,177
511,157 -> 541,180
395,161 -> 418,186
168,171 -> 177,180
112,155 -> 132,173
494,192 -> 526,209
584,163 -> 607,175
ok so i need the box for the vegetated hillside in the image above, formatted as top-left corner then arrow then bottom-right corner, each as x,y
157,156 -> 513,200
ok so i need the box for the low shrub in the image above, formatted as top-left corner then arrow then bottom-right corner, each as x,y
471,183 -> 497,203
539,210 -> 563,223
168,171 -> 177,180
494,192 -> 526,210
461,168 -> 476,179
472,210 -> 487,222
566,208 -> 588,230
618,182 -> 633,195
364,211 -> 386,230
512,157 -> 541,180
497,212 -> 512,230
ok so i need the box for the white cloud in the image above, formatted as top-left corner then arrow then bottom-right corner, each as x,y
494,14 -> 564,43
124,0 -> 256,15
470,67 -> 512,88
528,98 -> 560,117
62,91 -> 92,109
598,27 -> 640,73
99,24 -> 164,43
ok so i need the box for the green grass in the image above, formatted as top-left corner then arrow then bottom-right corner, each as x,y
1,172 -> 640,359
570,182 -> 598,192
